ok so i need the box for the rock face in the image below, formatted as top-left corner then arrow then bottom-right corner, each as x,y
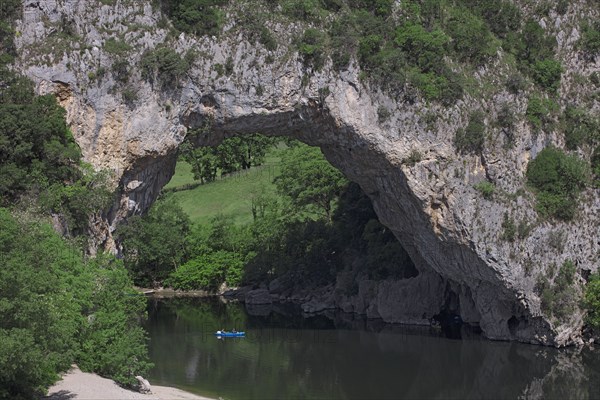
14,0 -> 599,345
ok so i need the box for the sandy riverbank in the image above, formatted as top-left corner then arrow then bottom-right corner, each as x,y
45,366 -> 213,400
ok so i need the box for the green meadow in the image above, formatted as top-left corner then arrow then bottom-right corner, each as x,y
163,150 -> 283,226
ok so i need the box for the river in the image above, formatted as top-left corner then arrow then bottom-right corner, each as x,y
145,298 -> 599,400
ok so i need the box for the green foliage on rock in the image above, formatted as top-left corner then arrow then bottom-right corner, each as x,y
526,95 -> 557,130
473,180 -> 495,199
454,110 -> 486,154
526,146 -> 589,220
580,21 -> 600,58
537,260 -> 578,322
531,59 -> 563,92
160,0 -> 228,37
592,145 -> 600,186
584,272 -> 600,331
140,45 -> 190,86
561,105 -> 599,150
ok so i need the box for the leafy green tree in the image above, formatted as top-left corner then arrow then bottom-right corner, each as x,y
531,59 -> 563,92
274,144 -> 347,221
165,250 -> 244,290
160,0 -> 228,37
0,68 -> 81,203
77,254 -> 152,385
444,7 -> 496,65
395,22 -> 448,73
117,196 -> 191,285
0,209 -> 151,396
526,146 -> 589,220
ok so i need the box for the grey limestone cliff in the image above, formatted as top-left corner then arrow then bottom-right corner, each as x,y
13,0 -> 600,345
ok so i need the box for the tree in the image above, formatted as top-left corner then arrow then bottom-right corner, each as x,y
274,144 -> 347,221
526,146 -> 589,220
116,196 -> 191,285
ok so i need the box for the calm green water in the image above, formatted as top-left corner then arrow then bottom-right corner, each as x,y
145,298 -> 600,400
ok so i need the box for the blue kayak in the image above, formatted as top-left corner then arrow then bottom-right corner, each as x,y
214,331 -> 245,337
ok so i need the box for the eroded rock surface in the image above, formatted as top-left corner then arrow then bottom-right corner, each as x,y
14,0 -> 599,345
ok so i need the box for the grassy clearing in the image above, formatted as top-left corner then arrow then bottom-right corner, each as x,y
164,150 -> 283,225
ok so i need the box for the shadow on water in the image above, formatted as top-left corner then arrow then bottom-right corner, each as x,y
144,298 -> 600,400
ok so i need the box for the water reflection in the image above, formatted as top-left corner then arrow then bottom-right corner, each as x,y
145,298 -> 599,400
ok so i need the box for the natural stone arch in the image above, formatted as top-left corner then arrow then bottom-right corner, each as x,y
115,87 -> 545,344
15,0 -> 599,346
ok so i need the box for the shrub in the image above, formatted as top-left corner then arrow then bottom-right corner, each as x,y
580,21 -> 600,58
444,7 -> 497,65
103,38 -> 132,56
404,149 -> 422,166
165,250 -> 244,290
526,146 -> 589,220
377,106 -> 391,122
475,0 -> 522,38
531,59 -> 563,92
297,28 -> 327,69
140,46 -> 189,86
506,73 -> 527,94
592,145 -> 600,186
474,180 -> 495,199
562,105 -> 598,150
454,110 -> 486,154
501,212 -> 516,241
538,260 -> 579,322
165,0 -> 228,37
584,273 -> 600,330
395,22 -> 448,73
526,95 -> 557,129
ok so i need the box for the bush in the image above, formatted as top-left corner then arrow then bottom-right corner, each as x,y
165,250 -> 244,290
501,212 -> 516,241
538,260 -> 578,322
531,59 -> 563,92
526,146 -> 589,220
474,180 -> 495,199
140,46 -> 189,86
116,196 -> 191,286
526,95 -> 557,129
584,273 -> 600,330
454,110 -> 486,154
592,145 -> 600,186
103,38 -> 132,56
580,21 -> 600,58
297,28 -> 327,69
163,0 -> 228,37
444,7 -> 496,65
562,105 -> 598,150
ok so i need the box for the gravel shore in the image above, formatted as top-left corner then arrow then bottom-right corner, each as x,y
45,366 -> 213,400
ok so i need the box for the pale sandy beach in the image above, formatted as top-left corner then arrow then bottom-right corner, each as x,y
45,366 -> 213,400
